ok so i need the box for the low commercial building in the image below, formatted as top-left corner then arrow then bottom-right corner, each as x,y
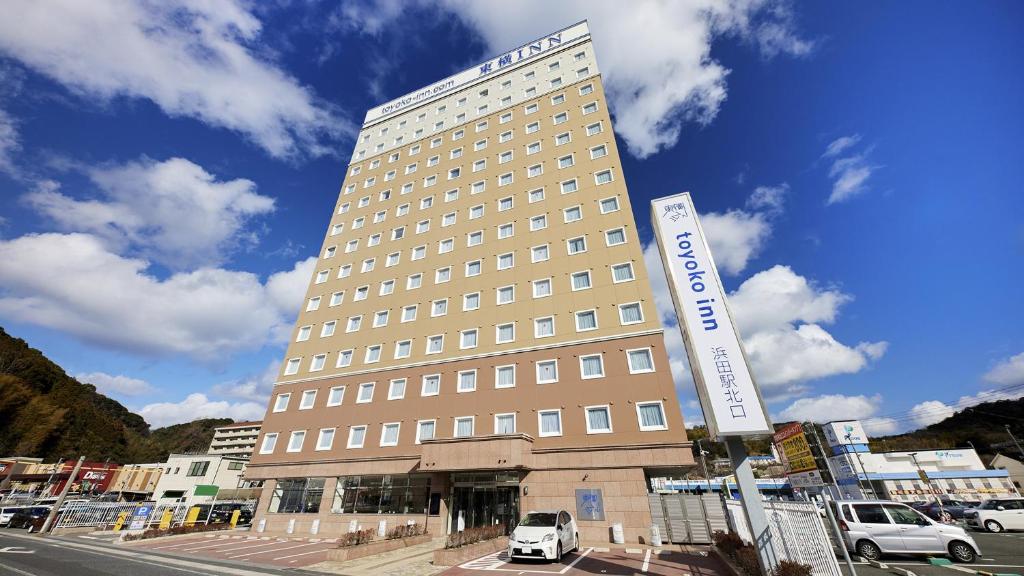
208,421 -> 262,460
989,454 -> 1024,492
152,454 -> 251,506
106,464 -> 164,501
6,460 -> 118,497
824,420 -> 1018,502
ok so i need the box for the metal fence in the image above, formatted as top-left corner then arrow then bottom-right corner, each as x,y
52,499 -> 257,530
726,499 -> 842,576
649,493 -> 728,544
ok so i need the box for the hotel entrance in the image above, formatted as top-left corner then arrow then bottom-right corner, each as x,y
449,472 -> 521,533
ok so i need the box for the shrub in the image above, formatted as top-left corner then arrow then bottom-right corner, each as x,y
734,546 -> 761,576
713,530 -> 746,556
386,523 -> 426,540
338,528 -> 376,548
444,524 -> 506,549
121,523 -> 229,541
773,560 -> 813,576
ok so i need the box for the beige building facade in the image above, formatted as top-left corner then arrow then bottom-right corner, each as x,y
208,421 -> 263,459
247,21 -> 693,545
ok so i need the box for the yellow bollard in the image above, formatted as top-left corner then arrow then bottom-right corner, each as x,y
112,511 -> 129,531
229,509 -> 241,528
159,509 -> 173,530
184,506 -> 201,527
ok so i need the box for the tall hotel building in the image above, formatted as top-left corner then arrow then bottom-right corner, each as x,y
247,21 -> 693,544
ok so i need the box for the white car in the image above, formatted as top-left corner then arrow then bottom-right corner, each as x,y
508,510 -> 579,562
830,499 -> 980,563
964,498 -> 1024,532
0,507 -> 24,526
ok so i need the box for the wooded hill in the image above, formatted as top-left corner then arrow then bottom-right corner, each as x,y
0,327 -> 234,462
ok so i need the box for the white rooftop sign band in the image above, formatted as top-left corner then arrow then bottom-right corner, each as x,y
363,21 -> 591,126
651,192 -> 772,438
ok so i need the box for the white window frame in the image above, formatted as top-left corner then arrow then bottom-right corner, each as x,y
619,302 -> 645,326
259,433 -> 278,454
394,339 -> 412,359
537,409 -> 563,438
571,270 -> 592,291
536,359 -> 559,385
416,419 -> 437,444
495,364 -> 516,389
273,393 -> 291,413
453,416 -> 475,438
494,413 -> 517,435
299,389 -> 317,410
286,430 -> 306,453
425,334 -> 445,355
421,373 -> 441,397
585,405 -> 614,434
627,347 -> 657,374
612,262 -> 636,283
316,427 -> 336,451
605,227 -> 627,246
457,369 -> 477,393
326,385 -> 345,407
534,316 -> 555,338
460,328 -> 479,350
496,322 -> 515,344
636,401 -> 669,431
532,278 -> 552,299
380,422 -> 401,447
347,425 -> 367,449
575,309 -> 599,332
356,382 -> 375,404
580,353 -> 605,379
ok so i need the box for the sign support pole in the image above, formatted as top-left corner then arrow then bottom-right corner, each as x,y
726,436 -> 778,576
41,455 -> 84,533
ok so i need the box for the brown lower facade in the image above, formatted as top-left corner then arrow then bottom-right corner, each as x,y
248,332 -> 693,544
246,442 -> 691,545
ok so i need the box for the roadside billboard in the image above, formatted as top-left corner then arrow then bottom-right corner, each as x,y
774,423 -> 818,474
823,421 -> 868,449
651,192 -> 772,438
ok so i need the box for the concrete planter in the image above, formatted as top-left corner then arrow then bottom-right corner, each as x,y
326,533 -> 432,562
433,537 -> 507,566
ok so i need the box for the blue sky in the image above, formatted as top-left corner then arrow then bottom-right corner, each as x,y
0,1 -> 1021,434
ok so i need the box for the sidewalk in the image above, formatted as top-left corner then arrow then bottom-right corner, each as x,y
306,536 -> 447,576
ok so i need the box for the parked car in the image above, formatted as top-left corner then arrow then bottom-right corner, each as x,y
912,498 -> 976,521
964,498 -> 1024,533
209,503 -> 252,525
508,510 -> 579,562
829,499 -> 979,563
6,506 -> 51,530
0,506 -> 25,526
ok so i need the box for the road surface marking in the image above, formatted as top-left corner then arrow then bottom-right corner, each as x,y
0,563 -> 38,576
277,548 -> 330,561
234,537 -> 317,557
0,547 -> 34,554
270,543 -> 326,560
642,549 -> 651,572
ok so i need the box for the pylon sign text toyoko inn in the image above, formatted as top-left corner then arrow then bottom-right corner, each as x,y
652,192 -> 772,439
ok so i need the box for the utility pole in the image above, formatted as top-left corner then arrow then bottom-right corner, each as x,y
1005,425 -> 1024,459
843,435 -> 874,498
909,452 -> 946,522
41,455 -> 84,533
806,423 -> 842,499
696,439 -> 713,494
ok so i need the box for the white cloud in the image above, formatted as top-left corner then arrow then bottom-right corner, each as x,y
347,0 -> 810,158
777,393 -> 898,435
25,157 -> 276,270
908,400 -> 955,428
212,360 -> 280,403
728,265 -> 850,335
822,134 -> 861,158
823,135 -> 878,204
0,107 -> 18,175
746,184 -> 788,216
0,233 -> 315,360
0,0 -> 348,159
984,352 -> 1024,386
700,210 -> 773,276
137,393 -> 265,428
76,371 -> 154,396
644,239 -> 887,396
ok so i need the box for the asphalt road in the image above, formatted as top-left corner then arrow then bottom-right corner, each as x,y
835,530 -> 1024,576
0,530 -> 317,576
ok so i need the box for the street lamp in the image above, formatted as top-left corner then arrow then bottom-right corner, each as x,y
844,433 -> 875,498
909,452 -> 946,522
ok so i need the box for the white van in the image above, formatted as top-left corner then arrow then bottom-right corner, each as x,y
830,499 -> 980,563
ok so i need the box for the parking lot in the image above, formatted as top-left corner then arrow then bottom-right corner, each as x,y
833,530 -> 1024,576
441,547 -> 730,576
124,532 -> 338,567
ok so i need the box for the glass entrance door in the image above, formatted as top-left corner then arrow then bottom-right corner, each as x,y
450,472 -> 520,533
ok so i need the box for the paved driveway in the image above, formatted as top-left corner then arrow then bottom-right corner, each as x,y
127,533 -> 337,567
441,547 -> 729,576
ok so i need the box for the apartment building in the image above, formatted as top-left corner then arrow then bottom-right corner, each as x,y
208,421 -> 263,459
246,21 -> 693,544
